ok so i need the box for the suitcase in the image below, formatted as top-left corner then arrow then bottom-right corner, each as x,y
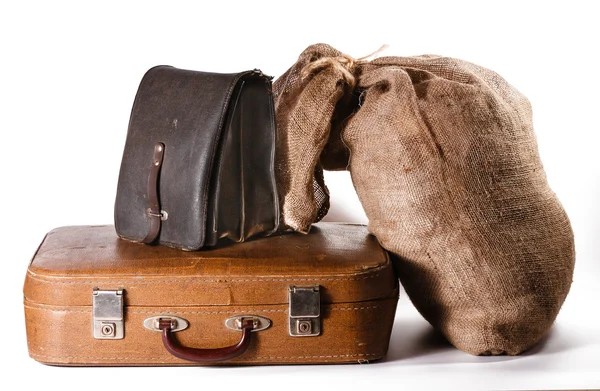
23,223 -> 399,365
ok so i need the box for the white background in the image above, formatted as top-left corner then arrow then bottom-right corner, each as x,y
2,1 -> 599,389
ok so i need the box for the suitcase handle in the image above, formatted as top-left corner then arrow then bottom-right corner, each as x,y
158,318 -> 253,363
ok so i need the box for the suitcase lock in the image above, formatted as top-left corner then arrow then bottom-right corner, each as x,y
92,289 -> 124,340
288,285 -> 321,337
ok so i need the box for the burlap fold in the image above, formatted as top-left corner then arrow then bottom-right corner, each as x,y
272,44 -> 347,232
274,44 -> 575,356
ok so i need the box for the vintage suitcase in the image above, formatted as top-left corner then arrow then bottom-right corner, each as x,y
24,223 -> 399,365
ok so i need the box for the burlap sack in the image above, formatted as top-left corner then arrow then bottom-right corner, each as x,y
276,44 -> 575,356
272,44 -> 355,232
346,56 -> 575,355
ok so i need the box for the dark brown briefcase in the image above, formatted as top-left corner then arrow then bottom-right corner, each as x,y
114,66 -> 279,251
24,223 -> 398,365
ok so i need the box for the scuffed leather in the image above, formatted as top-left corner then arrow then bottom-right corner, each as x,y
114,66 -> 279,250
24,223 -> 396,306
24,223 -> 399,366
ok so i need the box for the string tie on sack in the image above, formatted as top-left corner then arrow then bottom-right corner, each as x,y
300,45 -> 389,89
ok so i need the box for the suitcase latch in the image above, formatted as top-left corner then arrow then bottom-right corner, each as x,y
92,289 -> 124,340
288,285 -> 320,337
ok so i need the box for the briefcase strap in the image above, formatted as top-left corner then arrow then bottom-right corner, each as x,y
142,142 -> 165,244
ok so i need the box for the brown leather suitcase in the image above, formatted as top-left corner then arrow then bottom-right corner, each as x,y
24,223 -> 398,366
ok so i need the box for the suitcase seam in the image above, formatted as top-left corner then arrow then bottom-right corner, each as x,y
29,352 -> 382,360
24,305 -> 382,314
24,271 -> 384,284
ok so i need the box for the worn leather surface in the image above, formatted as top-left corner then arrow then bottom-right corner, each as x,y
205,76 -> 279,246
24,223 -> 399,365
25,297 -> 398,365
114,66 -> 278,250
24,223 -> 395,306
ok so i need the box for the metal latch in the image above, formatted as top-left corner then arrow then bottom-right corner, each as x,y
143,315 -> 189,332
92,289 -> 124,340
225,315 -> 271,332
288,285 -> 320,337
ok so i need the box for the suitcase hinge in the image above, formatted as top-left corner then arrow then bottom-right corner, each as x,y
92,289 -> 124,340
288,285 -> 320,337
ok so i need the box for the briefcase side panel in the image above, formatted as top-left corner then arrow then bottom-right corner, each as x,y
207,75 -> 280,245
236,75 -> 280,239
204,81 -> 245,247
25,292 -> 397,366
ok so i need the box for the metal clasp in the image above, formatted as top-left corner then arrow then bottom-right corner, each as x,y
92,289 -> 124,340
143,315 -> 189,332
146,208 -> 168,221
225,315 -> 271,333
288,285 -> 321,337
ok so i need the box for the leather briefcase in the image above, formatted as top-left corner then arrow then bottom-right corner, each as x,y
24,223 -> 399,365
114,66 -> 279,250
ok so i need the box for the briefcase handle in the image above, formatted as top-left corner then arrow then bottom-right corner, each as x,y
157,318 -> 254,363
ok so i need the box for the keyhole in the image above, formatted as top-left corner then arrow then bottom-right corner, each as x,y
298,320 -> 311,334
101,324 -> 115,335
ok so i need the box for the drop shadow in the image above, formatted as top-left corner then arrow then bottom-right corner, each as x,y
380,317 -> 517,365
382,318 -> 452,362
179,320 -> 583,370
519,323 -> 586,358
378,316 -> 586,367
519,328 -> 556,356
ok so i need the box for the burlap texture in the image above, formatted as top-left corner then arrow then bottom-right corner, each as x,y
275,44 -> 575,355
273,44 -> 351,232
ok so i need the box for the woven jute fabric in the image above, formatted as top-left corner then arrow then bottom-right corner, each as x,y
275,44 -> 575,355
272,44 -> 351,232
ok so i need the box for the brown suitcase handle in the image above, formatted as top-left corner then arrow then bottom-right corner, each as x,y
158,318 -> 253,363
